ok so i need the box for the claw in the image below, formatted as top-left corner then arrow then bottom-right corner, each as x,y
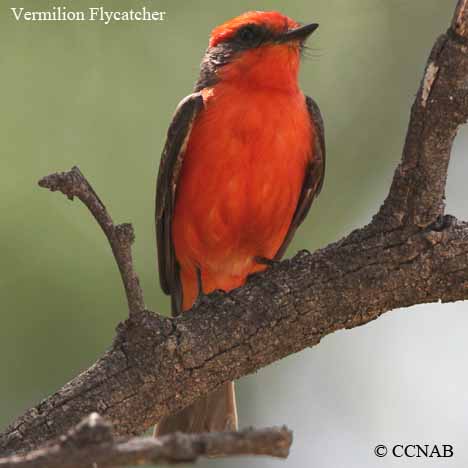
247,257 -> 279,282
192,288 -> 226,309
254,256 -> 279,267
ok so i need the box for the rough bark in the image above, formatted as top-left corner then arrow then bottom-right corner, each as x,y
1,0 -> 468,463
0,414 -> 291,467
38,167 -> 145,315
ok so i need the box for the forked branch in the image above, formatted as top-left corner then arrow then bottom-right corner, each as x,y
39,167 -> 145,315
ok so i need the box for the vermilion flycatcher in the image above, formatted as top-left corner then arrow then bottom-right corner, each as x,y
155,11 -> 325,435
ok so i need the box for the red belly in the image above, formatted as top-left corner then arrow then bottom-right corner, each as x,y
172,85 -> 312,310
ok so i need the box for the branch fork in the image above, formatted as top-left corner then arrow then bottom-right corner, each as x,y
39,167 -> 144,315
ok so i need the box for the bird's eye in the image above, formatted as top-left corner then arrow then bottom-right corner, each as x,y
237,25 -> 260,44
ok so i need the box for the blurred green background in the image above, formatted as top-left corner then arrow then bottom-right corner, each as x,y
2,1 -> 467,467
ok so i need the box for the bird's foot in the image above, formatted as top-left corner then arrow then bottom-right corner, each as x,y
192,289 -> 226,309
254,256 -> 279,267
192,290 -> 210,309
247,257 -> 280,282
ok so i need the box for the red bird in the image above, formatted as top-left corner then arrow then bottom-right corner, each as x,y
155,11 -> 325,435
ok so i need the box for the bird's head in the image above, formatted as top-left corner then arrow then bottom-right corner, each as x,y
196,11 -> 318,92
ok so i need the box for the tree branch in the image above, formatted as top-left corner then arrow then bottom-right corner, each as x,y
0,414 -> 291,468
38,167 -> 145,315
375,2 -> 468,228
2,0 -> 468,461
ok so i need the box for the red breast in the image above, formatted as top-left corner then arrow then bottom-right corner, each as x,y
172,11 -> 315,310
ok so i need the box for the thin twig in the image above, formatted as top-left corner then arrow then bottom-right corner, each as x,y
0,414 -> 291,468
38,167 -> 145,315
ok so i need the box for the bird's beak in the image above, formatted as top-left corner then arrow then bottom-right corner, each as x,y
278,23 -> 319,43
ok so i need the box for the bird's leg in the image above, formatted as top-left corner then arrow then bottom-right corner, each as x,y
192,267 -> 207,308
196,266 -> 203,296
191,266 -> 226,308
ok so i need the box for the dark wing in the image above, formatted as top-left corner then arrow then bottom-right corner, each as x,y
274,95 -> 326,260
155,92 -> 204,315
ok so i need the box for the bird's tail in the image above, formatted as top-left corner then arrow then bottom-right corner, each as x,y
155,382 -> 238,436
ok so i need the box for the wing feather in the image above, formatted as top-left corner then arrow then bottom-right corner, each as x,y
274,95 -> 326,259
155,93 -> 204,315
